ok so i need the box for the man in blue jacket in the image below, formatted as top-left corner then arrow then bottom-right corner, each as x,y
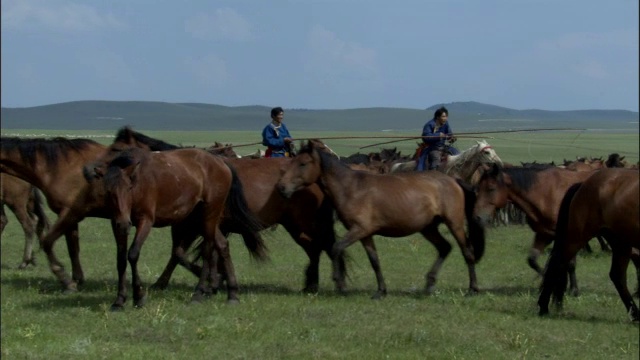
262,107 -> 294,157
417,106 -> 459,171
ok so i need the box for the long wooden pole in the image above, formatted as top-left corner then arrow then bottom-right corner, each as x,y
217,127 -> 584,149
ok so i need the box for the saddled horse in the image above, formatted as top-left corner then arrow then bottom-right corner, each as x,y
277,140 -> 485,299
390,140 -> 503,185
92,147 -> 265,309
0,136 -> 110,290
86,127 -> 343,293
1,173 -> 51,268
539,168 -> 639,321
473,164 -> 605,295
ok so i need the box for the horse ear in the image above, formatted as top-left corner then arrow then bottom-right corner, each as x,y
124,161 -> 141,183
94,166 -> 105,178
620,156 -> 625,161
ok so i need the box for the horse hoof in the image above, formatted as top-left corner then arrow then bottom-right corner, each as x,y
538,309 -> 549,317
303,285 -> 319,294
226,298 -> 240,305
569,288 -> 580,297
62,282 -> 78,294
149,282 -> 168,291
425,285 -> 437,296
191,293 -> 206,304
110,304 -> 125,312
466,289 -> 480,297
134,296 -> 147,308
370,292 -> 386,300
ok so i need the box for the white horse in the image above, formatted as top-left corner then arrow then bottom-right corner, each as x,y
390,140 -> 503,185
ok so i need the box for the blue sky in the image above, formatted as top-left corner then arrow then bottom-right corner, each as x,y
2,0 -> 638,111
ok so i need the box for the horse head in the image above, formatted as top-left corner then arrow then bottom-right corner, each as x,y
475,140 -> 503,167
277,140 -> 324,198
473,163 -> 510,226
99,148 -> 145,235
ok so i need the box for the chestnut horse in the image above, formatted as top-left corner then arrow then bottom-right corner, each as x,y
539,168 -> 639,321
1,173 -> 50,268
277,140 -> 485,299
93,147 -> 265,309
0,136 -> 109,291
473,164 -> 600,295
92,127 -> 342,293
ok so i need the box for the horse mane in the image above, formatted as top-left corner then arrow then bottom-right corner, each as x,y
103,148 -> 146,191
0,136 -> 100,168
300,141 -> 350,174
115,126 -> 180,151
444,140 -> 502,180
481,164 -> 544,192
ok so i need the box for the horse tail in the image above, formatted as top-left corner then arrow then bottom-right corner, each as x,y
541,182 -> 582,304
31,188 -> 50,241
456,178 -> 486,262
224,163 -> 268,261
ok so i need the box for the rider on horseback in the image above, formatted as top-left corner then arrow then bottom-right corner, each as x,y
417,106 -> 459,171
262,107 -> 295,158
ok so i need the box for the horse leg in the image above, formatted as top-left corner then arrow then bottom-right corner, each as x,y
192,217 -> 237,305
212,227 -> 239,304
331,227 -> 366,295
110,218 -> 130,311
10,203 -> 38,269
597,235 -> 611,252
360,236 -> 387,299
567,256 -> 579,297
528,234 -> 552,275
0,205 -> 7,234
607,240 -> 639,321
127,219 -> 154,308
63,223 -> 85,286
283,220 -> 322,293
40,210 -> 84,292
421,224 -> 453,295
450,226 -> 481,295
151,222 -> 200,290
632,248 -> 640,298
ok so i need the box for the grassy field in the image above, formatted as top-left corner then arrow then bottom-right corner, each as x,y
1,129 -> 639,359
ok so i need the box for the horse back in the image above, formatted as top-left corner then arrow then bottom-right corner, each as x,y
224,157 -> 325,224
578,169 -> 639,240
132,149 -> 232,224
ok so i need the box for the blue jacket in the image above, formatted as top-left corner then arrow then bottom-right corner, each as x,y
422,118 -> 453,149
262,122 -> 292,157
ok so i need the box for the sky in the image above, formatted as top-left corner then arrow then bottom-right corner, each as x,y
1,0 -> 638,111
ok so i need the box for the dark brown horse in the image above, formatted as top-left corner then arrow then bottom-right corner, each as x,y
277,140 -> 485,299
0,136 -> 110,291
473,164 -> 599,295
93,147 -> 264,309
0,173 -> 51,268
91,127 -> 342,293
539,168 -> 639,321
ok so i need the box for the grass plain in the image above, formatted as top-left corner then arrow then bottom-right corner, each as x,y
1,129 -> 639,359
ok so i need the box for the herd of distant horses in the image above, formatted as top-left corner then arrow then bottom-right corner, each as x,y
0,127 -> 638,321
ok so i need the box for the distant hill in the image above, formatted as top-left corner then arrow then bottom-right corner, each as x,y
1,100 -> 638,132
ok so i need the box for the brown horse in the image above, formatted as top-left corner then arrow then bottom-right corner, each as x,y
539,168 -> 639,321
93,146 -> 264,309
91,127 -> 343,293
0,173 -> 51,268
0,136 -> 110,291
473,164 -> 600,295
277,140 -> 485,299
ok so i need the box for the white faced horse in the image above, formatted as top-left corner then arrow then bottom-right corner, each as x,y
390,140 -> 503,185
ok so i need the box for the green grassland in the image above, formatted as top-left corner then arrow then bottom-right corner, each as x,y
1,130 -> 639,359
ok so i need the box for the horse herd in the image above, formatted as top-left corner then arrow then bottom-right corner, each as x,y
0,127 -> 638,322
